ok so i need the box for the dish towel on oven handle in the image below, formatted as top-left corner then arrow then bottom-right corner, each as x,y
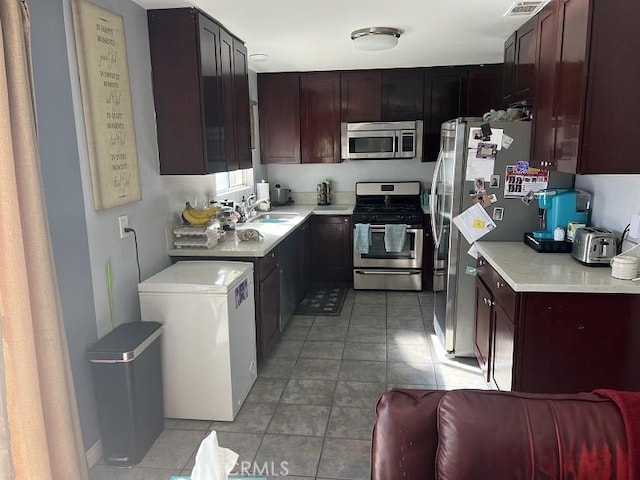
354,223 -> 371,254
384,224 -> 406,253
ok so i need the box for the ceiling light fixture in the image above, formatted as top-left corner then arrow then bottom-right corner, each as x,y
351,27 -> 402,51
249,53 -> 270,63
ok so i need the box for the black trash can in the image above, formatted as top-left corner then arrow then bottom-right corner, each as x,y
87,321 -> 163,466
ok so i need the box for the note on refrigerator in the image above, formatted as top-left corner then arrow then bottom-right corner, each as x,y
453,203 -> 497,244
465,150 -> 495,182
468,127 -> 504,151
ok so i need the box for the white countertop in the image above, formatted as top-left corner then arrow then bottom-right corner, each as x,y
169,204 -> 353,258
475,242 -> 640,294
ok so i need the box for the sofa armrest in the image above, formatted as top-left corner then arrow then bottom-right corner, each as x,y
371,388 -> 446,480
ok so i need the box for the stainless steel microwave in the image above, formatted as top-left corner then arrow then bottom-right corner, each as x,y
341,120 -> 423,160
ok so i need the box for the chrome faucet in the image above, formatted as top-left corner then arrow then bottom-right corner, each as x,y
246,198 -> 270,217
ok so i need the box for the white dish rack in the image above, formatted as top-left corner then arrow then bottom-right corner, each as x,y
172,222 -> 224,249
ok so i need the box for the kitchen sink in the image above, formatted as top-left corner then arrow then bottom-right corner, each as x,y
247,213 -> 300,224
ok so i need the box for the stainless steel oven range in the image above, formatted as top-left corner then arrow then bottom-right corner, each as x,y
352,181 -> 424,291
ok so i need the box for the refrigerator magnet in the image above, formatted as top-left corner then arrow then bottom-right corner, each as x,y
489,174 -> 500,188
488,194 -> 498,204
492,207 -> 504,221
476,142 -> 498,159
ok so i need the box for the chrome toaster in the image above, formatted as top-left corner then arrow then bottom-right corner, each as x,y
571,227 -> 618,266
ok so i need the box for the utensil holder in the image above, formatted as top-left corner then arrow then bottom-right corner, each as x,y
317,183 -> 331,206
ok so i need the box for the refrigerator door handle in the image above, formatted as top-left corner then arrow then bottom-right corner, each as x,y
430,148 -> 444,248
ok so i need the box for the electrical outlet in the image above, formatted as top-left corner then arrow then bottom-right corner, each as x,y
118,215 -> 130,239
629,214 -> 640,239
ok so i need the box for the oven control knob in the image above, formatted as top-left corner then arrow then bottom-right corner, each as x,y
399,215 -> 405,222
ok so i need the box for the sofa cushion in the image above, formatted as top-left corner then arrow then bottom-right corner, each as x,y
436,390 -> 628,480
372,389 -> 446,480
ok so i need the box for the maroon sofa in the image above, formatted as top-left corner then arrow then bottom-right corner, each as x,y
372,389 -> 634,480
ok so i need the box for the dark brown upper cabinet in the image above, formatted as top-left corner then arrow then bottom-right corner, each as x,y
467,64 -> 504,117
148,8 -> 251,174
232,37 -> 252,170
300,72 -> 341,163
502,32 -> 517,105
579,0 -> 640,174
423,67 -> 468,162
382,69 -> 424,121
514,0 -> 640,174
531,0 -> 559,168
258,73 -> 301,164
257,65 -> 502,165
502,18 -> 537,107
218,29 -> 252,172
340,71 -> 382,122
513,17 -> 538,104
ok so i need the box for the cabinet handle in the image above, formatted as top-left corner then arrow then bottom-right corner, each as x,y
344,218 -> 349,223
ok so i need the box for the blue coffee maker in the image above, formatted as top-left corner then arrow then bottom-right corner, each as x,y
533,189 -> 592,240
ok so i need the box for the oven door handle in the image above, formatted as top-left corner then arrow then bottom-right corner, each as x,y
354,270 -> 421,275
367,226 -> 420,234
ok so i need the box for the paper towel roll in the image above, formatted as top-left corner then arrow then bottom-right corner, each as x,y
256,182 -> 270,201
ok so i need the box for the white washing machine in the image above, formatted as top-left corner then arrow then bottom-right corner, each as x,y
138,261 -> 257,421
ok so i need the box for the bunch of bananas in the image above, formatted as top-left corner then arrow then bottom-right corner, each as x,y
181,202 -> 220,225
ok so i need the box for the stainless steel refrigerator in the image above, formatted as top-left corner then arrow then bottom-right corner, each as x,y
430,118 -> 572,357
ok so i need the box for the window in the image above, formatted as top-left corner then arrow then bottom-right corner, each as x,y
214,168 -> 253,193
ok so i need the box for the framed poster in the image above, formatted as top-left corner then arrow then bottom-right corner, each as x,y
72,0 -> 141,210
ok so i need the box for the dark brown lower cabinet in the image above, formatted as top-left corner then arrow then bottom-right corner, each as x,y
491,301 -> 515,392
474,280 -> 493,381
309,215 -> 352,285
474,256 -> 640,393
294,221 -> 310,302
258,259 -> 280,359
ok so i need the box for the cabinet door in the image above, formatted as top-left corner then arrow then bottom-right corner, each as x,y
423,67 -> 467,162
513,17 -> 538,104
491,301 -> 514,391
258,74 -> 301,163
148,9 -> 207,174
502,32 -> 517,106
580,1 -> 640,173
295,222 -> 310,302
340,71 -> 382,122
474,279 -> 493,381
531,0 -> 559,168
232,38 -> 252,170
381,69 -> 424,121
519,293 -> 640,393
218,29 -> 238,172
259,265 -> 281,358
553,0 -> 590,174
300,72 -> 341,163
466,64 -> 503,117
309,216 -> 352,284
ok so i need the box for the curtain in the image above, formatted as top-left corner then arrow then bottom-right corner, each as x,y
0,1 -> 88,479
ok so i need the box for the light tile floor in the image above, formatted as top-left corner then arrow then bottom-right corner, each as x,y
90,289 -> 489,480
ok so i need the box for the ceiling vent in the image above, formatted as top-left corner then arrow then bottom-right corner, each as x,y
504,1 -> 547,16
